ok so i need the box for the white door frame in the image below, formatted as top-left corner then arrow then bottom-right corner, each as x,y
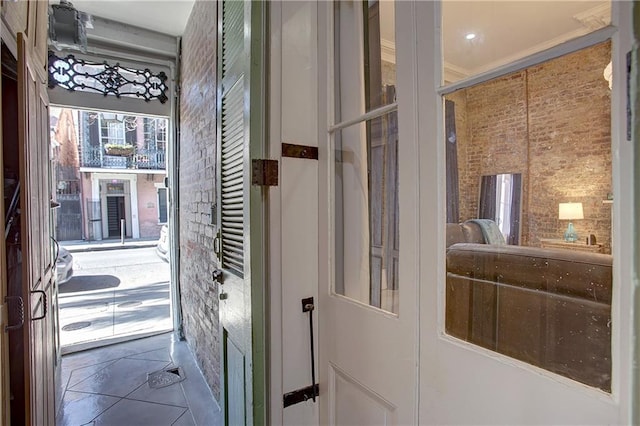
268,2 -> 321,425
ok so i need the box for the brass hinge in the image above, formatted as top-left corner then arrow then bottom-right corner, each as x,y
251,159 -> 278,186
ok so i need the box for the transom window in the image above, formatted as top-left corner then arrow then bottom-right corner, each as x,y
48,51 -> 169,103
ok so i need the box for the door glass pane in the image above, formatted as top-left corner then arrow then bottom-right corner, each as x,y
442,1 -> 611,84
334,0 -> 396,123
334,110 -> 399,314
444,42 -> 613,391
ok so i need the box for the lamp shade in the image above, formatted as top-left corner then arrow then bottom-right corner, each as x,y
558,202 -> 584,220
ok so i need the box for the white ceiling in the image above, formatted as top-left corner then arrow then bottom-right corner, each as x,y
442,1 -> 610,80
67,0 -> 610,81
70,0 -> 195,36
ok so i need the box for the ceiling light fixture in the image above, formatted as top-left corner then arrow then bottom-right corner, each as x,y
49,0 -> 92,53
465,33 -> 476,40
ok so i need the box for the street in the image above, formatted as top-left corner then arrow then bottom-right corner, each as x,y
58,247 -> 172,349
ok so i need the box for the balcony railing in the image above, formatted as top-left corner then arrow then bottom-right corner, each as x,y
81,146 -> 166,170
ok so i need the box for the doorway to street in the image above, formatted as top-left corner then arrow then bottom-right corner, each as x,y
50,107 -> 175,353
106,195 -> 126,238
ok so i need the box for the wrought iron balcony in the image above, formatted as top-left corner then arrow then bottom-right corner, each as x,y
81,146 -> 166,170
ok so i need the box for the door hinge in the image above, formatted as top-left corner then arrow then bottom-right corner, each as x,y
251,159 -> 278,186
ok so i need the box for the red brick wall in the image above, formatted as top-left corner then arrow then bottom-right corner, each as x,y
178,0 -> 220,398
450,42 -> 612,251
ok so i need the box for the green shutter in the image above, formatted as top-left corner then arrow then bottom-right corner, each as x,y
219,0 -> 246,278
222,0 -> 245,79
220,77 -> 245,277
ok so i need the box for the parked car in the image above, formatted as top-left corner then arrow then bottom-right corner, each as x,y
156,224 -> 169,262
56,247 -> 74,284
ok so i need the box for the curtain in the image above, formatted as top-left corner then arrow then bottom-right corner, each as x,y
478,175 -> 497,220
507,174 -> 522,245
445,100 -> 460,223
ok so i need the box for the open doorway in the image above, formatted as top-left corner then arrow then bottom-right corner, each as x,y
50,107 -> 174,352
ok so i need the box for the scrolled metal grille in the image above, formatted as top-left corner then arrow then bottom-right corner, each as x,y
48,51 -> 169,104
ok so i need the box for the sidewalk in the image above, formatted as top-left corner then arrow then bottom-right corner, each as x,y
61,238 -> 158,253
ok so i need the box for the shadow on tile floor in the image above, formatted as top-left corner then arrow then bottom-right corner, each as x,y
57,332 -> 222,426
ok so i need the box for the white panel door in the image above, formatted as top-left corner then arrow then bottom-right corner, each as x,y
416,1 -> 634,424
318,1 -> 420,424
317,0 -> 633,424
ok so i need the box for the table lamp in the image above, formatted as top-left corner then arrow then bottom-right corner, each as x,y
559,202 -> 583,242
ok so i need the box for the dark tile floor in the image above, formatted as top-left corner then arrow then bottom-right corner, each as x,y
57,332 -> 222,426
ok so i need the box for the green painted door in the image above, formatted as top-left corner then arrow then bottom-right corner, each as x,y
215,1 -> 266,425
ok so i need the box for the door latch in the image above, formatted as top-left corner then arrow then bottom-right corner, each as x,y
212,269 -> 224,285
283,297 -> 319,407
214,269 -> 227,300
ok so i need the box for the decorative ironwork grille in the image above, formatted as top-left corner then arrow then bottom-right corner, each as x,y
48,51 -> 169,103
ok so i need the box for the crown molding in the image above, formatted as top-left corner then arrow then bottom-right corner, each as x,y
573,2 -> 611,31
443,62 -> 470,84
467,27 -> 595,77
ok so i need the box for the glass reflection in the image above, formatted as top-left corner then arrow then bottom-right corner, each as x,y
444,42 -> 613,391
442,1 -> 611,84
334,111 -> 399,314
334,0 -> 396,123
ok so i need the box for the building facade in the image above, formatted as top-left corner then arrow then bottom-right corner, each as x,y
52,108 -> 168,241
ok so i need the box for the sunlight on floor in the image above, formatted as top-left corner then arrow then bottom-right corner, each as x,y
57,333 -> 222,426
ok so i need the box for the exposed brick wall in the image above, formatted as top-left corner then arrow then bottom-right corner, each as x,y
178,0 -> 220,398
527,42 -> 612,250
449,42 -> 612,251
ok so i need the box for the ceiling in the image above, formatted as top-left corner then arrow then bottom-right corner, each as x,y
442,1 -> 610,81
69,0 -> 195,36
66,0 -> 610,81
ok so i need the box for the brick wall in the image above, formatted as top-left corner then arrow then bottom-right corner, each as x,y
178,0 -> 220,398
449,42 -> 612,251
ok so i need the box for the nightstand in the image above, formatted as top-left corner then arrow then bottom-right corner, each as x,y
539,238 -> 604,253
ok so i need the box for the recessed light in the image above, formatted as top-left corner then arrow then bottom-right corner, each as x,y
465,33 -> 476,40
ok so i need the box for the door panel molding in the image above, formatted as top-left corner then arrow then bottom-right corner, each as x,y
17,32 -> 56,425
328,364 -> 396,426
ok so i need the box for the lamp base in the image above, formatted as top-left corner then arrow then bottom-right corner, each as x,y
564,222 -> 578,242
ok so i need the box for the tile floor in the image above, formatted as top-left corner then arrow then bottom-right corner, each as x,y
57,332 -> 222,426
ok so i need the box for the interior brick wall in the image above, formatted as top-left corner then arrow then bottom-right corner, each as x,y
450,42 -> 612,251
178,0 -> 220,398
